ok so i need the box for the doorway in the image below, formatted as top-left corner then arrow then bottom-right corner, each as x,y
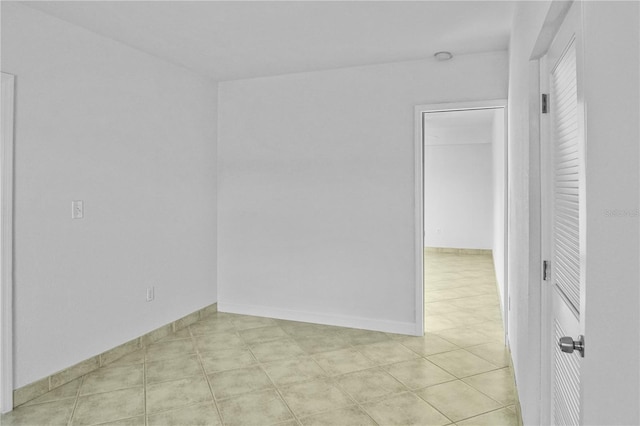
414,100 -> 508,341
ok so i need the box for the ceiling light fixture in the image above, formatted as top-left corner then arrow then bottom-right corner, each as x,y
434,51 -> 453,61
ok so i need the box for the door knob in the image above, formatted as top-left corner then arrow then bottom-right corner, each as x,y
558,335 -> 585,357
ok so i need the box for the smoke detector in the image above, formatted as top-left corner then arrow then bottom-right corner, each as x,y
434,51 -> 453,61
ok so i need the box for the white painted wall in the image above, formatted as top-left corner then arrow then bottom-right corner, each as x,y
579,3 -> 639,424
509,2 -> 640,424
1,3 -> 218,388
423,142 -> 493,250
507,3 -> 551,424
218,52 -> 508,333
491,109 -> 506,326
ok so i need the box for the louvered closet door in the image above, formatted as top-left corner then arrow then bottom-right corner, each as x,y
546,2 -> 585,425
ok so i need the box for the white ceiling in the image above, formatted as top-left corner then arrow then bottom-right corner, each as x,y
22,1 -> 515,82
423,109 -> 497,145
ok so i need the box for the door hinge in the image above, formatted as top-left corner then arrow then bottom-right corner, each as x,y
543,260 -> 550,281
541,93 -> 549,114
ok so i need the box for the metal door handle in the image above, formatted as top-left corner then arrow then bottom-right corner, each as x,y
558,335 -> 585,357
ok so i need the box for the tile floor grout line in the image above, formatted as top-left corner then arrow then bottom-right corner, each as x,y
408,388 -> 456,425
143,347 -> 148,426
66,374 -> 85,426
452,403 -> 517,424
245,342 -> 304,425
237,327 -> 385,425
191,326 -> 226,426
323,368 -> 394,426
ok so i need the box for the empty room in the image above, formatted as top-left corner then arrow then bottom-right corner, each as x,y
1,1 -> 638,425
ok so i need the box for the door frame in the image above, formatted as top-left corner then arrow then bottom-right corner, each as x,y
1,72 -> 15,413
529,2 -> 579,423
414,99 -> 508,337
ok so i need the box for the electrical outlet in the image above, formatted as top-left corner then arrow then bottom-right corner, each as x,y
146,286 -> 154,302
71,200 -> 84,219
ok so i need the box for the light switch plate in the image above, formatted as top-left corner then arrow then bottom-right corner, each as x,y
72,200 -> 83,219
146,286 -> 154,302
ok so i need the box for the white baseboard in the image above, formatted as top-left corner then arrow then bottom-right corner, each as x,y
218,302 -> 420,336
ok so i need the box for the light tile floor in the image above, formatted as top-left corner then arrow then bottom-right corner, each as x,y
2,251 -> 518,425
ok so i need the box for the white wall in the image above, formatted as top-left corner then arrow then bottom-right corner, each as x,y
579,3 -> 638,424
491,109 -> 506,326
509,2 -> 640,425
1,3 -> 218,388
423,143 -> 493,249
507,3 -> 551,424
218,52 -> 508,334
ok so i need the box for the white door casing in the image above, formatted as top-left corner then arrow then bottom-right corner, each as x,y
414,99 -> 508,337
1,72 -> 15,413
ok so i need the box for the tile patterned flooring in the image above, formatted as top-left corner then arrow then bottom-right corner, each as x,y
2,252 -> 517,425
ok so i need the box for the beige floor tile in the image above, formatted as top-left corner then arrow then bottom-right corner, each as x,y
440,311 -> 489,327
456,406 -> 518,425
417,380 -> 502,422
433,327 -> 499,348
195,332 -> 245,353
476,310 -> 504,322
80,364 -> 143,395
145,338 -> 196,362
334,367 -> 406,403
239,326 -> 289,344
383,359 -> 455,390
262,357 -> 327,387
300,406 -> 376,426
217,389 -> 294,426
249,338 -> 306,362
23,378 -> 81,406
273,421 -> 300,426
146,354 -> 202,384
0,398 -> 75,426
230,315 -> 277,330
206,312 -> 237,322
424,315 -> 460,332
463,368 -> 515,405
106,349 -> 146,367
147,401 -> 222,426
362,392 -> 450,426
156,327 -> 192,342
279,322 -> 334,338
334,328 -> 390,345
385,332 -> 409,340
424,288 -> 467,302
400,334 -> 458,357
423,301 -> 460,314
473,324 -> 505,342
208,366 -> 273,400
72,387 -> 144,425
145,376 -> 212,414
453,286 -> 493,298
295,334 -> 351,354
356,341 -> 419,365
189,317 -> 236,336
280,379 -> 353,418
200,347 -> 257,374
427,350 -> 499,378
97,415 -> 145,426
312,348 -> 376,376
448,295 -> 499,310
465,343 -> 511,368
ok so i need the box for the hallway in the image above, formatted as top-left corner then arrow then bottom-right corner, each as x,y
422,250 -> 518,424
